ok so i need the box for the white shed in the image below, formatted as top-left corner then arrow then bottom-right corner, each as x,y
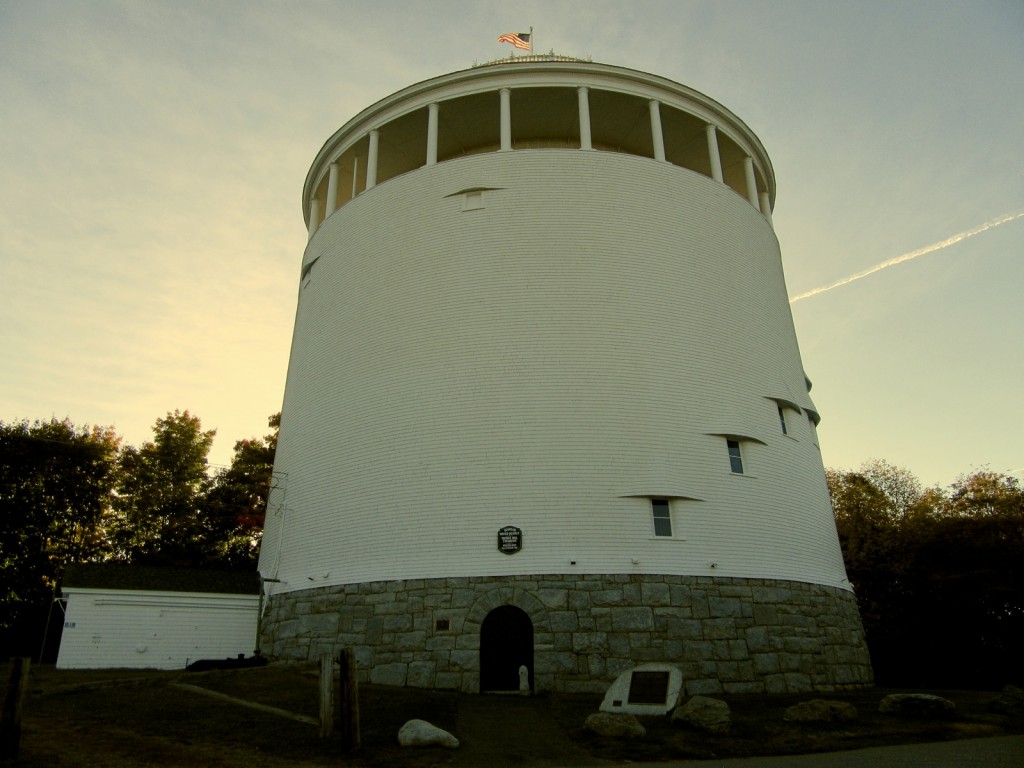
56,564 -> 260,670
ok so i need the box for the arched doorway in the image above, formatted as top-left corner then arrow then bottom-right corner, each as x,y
480,605 -> 533,693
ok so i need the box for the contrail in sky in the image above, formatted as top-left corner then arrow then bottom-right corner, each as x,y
789,210 -> 1024,304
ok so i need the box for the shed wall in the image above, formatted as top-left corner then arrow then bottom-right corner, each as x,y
56,588 -> 258,670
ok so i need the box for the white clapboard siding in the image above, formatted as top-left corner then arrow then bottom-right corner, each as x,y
56,588 -> 258,670
259,61 -> 848,601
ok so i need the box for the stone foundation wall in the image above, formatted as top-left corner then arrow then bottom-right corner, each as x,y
259,574 -> 873,694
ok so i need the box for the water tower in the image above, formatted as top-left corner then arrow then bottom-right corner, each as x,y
258,58 -> 873,695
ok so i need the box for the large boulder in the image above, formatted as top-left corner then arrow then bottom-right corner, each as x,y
879,693 -> 955,716
989,685 -> 1024,715
584,712 -> 646,738
398,719 -> 459,748
783,699 -> 858,723
671,695 -> 731,734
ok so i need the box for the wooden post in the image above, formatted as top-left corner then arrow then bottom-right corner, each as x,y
338,648 -> 361,751
318,653 -> 334,738
0,658 -> 31,759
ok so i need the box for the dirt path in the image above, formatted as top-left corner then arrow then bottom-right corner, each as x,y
452,694 -> 606,767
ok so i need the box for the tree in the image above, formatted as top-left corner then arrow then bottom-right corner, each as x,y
943,471 -> 1024,519
908,472 -> 1024,686
828,461 -> 1024,687
203,413 -> 279,568
107,410 -> 216,566
827,465 -> 925,681
0,419 -> 119,657
828,459 -> 930,527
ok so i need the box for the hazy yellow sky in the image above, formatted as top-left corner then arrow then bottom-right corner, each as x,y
2,0 -> 1022,487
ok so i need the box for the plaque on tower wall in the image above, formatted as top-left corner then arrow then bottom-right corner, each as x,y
497,526 -> 522,554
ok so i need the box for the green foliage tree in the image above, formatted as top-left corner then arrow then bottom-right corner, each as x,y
2,409 -> 282,657
107,410 -> 216,566
0,419 -> 119,656
829,461 -> 1024,687
203,413 -> 279,568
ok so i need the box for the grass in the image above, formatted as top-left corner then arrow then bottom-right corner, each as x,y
10,664 -> 1024,767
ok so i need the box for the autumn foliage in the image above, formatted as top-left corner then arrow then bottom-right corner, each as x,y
828,460 -> 1024,688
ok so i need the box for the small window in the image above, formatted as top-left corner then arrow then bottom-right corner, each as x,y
778,405 -> 788,435
651,499 -> 672,537
727,440 -> 744,474
463,190 -> 484,211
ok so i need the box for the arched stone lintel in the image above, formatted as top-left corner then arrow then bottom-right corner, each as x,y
465,585 -> 550,633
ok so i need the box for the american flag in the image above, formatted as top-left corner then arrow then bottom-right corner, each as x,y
498,32 -> 531,51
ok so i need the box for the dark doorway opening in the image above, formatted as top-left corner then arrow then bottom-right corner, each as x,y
480,605 -> 534,692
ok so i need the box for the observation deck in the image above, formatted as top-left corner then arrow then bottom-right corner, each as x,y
303,59 -> 775,239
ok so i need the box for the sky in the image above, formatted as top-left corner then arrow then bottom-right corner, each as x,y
1,0 -> 1022,488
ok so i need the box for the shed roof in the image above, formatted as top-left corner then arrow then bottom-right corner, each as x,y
62,564 -> 260,595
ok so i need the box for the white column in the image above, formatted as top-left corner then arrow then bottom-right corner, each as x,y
366,130 -> 380,189
426,103 -> 439,165
648,100 -> 665,162
743,157 -> 759,208
325,163 -> 339,217
351,156 -> 359,198
577,86 -> 592,150
307,198 -> 321,241
759,191 -> 774,227
705,124 -> 723,183
500,88 -> 512,151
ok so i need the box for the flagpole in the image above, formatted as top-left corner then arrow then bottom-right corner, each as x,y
530,26 -> 534,54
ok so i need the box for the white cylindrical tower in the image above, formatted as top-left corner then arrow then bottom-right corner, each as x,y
259,59 -> 872,695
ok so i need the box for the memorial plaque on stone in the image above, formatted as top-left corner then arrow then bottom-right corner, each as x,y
627,670 -> 670,705
497,525 -> 522,554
